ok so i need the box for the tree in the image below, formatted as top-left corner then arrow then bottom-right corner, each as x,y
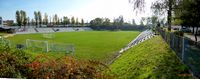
16,10 -> 22,27
141,17 -> 146,25
16,10 -> 27,28
22,11 -> 27,27
103,18 -> 111,26
75,18 -> 79,26
151,16 -> 158,26
90,18 -> 103,26
71,17 -> 75,26
34,11 -> 38,27
81,18 -> 84,26
27,17 -> 30,26
63,16 -> 70,26
53,14 -> 58,25
130,0 -> 182,31
31,19 -> 35,26
60,18 -> 62,25
113,16 -> 124,26
57,18 -> 60,25
43,13 -> 48,25
119,16 -> 124,25
132,19 -> 136,25
38,11 -> 42,27
175,0 -> 200,42
140,19 -> 144,26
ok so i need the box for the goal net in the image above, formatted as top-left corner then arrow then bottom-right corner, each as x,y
49,44 -> 75,54
26,39 -> 75,54
42,33 -> 55,39
26,39 -> 49,52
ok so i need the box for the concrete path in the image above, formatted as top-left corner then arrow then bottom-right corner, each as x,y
108,30 -> 155,65
184,34 -> 200,42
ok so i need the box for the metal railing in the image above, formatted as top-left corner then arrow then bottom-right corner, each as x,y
157,28 -> 200,78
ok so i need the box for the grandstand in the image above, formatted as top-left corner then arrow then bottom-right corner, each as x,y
36,28 -> 55,33
15,27 -> 93,34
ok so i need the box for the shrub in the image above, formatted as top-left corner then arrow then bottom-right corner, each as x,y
174,31 -> 184,36
25,55 -> 109,79
0,43 -> 33,78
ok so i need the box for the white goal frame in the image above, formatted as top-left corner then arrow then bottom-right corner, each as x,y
42,33 -> 55,39
26,39 -> 49,52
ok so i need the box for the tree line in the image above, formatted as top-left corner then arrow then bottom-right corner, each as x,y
16,10 -> 85,28
16,10 -> 150,28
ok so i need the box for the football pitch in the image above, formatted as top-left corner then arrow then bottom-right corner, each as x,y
8,31 -> 140,62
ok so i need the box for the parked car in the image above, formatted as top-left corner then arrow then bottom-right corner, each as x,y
180,27 -> 191,33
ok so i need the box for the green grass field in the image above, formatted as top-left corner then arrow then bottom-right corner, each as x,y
105,36 -> 192,79
8,31 -> 140,62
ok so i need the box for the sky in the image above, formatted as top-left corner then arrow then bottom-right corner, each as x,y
0,0 -> 154,24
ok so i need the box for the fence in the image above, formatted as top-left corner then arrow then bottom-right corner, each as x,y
157,28 -> 200,77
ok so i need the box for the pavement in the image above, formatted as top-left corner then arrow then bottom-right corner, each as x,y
184,34 -> 200,42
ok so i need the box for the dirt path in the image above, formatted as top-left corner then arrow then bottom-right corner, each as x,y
1,34 -> 15,38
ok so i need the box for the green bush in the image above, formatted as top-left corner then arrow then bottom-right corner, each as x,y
0,43 -> 33,78
174,31 -> 184,36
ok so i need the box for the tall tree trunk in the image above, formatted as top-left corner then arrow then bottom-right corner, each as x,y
192,26 -> 195,34
195,26 -> 198,42
167,0 -> 172,31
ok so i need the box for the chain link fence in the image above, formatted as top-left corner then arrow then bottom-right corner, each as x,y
157,28 -> 200,77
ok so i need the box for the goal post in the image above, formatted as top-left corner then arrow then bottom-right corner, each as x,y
42,33 -> 55,39
25,39 -> 75,54
26,39 -> 49,52
49,43 -> 75,54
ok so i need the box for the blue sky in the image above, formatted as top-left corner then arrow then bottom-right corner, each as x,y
0,0 -> 154,24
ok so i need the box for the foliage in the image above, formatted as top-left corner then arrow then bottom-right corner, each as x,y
90,18 -> 103,26
113,15 -> 124,26
0,41 -> 111,78
89,16 -> 145,31
63,16 -> 70,26
34,11 -> 38,27
16,10 -> 27,27
0,43 -> 33,78
75,18 -> 79,25
16,10 -> 21,26
105,36 -> 192,79
175,0 -> 200,33
71,16 -> 75,25
53,14 -> 59,25
174,31 -> 184,36
43,13 -> 48,25
25,55 -> 109,79
130,0 -> 182,31
38,11 -> 42,27
81,18 -> 84,26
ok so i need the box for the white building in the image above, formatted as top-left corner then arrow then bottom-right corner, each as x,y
0,17 -> 2,27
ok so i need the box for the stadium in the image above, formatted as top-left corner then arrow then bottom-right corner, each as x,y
0,0 -> 200,78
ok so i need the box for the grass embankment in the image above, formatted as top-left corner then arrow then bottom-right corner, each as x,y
8,31 -> 140,62
105,36 -> 193,79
